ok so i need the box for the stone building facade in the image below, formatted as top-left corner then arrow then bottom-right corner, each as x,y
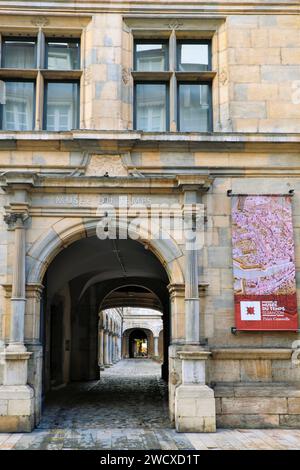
0,0 -> 300,433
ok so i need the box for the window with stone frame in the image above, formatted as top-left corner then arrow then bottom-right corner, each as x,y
0,33 -> 81,131
132,36 -> 214,132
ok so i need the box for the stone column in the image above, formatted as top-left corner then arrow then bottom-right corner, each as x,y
108,332 -> 113,366
6,214 -> 28,352
98,328 -> 105,371
153,336 -> 159,358
103,329 -> 110,367
113,335 -> 118,363
118,335 -> 122,360
0,212 -> 34,432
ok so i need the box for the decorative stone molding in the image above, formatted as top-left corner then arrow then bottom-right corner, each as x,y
26,284 -> 44,301
164,21 -> 183,30
85,154 -> 129,177
177,350 -> 212,361
219,68 -> 228,85
211,348 -> 292,360
31,16 -> 50,27
122,67 -> 131,85
168,283 -> 209,303
1,351 -> 32,362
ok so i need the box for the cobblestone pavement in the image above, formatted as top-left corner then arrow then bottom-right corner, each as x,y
1,359 -> 300,450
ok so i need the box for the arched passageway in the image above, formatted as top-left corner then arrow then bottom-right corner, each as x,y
39,235 -> 171,427
129,329 -> 148,358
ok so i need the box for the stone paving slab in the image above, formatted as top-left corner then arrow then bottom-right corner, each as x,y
1,360 -> 300,450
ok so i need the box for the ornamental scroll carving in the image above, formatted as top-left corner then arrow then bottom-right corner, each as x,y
85,155 -> 128,177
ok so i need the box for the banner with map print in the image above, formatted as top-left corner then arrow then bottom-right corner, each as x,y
231,195 -> 298,330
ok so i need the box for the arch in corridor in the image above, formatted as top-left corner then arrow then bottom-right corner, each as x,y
128,329 -> 149,358
122,327 -> 158,359
24,218 -> 185,427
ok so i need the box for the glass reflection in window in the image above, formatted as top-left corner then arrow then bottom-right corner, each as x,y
135,83 -> 167,132
1,81 -> 35,130
179,83 -> 210,132
46,40 -> 80,70
135,43 -> 167,71
2,38 -> 36,69
45,82 -> 79,131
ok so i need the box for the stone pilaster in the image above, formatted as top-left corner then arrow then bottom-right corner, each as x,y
4,213 -> 28,352
183,188 -> 201,344
0,211 -> 34,432
173,175 -> 215,433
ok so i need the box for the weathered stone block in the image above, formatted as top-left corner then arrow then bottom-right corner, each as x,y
279,414 -> 300,428
288,398 -> 300,414
259,119 -> 300,133
222,397 -> 287,415
230,65 -> 260,83
240,360 -> 272,382
250,29 -> 269,47
269,29 -> 300,47
227,30 -> 251,48
281,48 -> 300,65
209,360 -> 241,382
272,360 -> 300,382
233,384 -> 300,398
0,415 -> 34,432
217,413 -> 280,429
8,399 -> 32,416
228,16 -> 258,28
261,65 -> 300,82
176,416 -> 216,433
234,48 -> 280,65
175,384 -> 216,433
231,101 -> 266,119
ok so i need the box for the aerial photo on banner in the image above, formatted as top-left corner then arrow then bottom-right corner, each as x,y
232,195 -> 298,331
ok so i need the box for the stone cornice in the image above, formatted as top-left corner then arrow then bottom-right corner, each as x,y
0,2 -> 298,15
1,131 -> 300,153
0,172 -> 215,193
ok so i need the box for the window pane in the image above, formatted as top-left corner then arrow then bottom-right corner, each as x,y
178,43 -> 209,71
136,84 -> 166,132
135,43 -> 167,71
2,39 -> 36,68
1,81 -> 34,130
179,84 -> 210,132
45,82 -> 79,131
46,40 -> 80,70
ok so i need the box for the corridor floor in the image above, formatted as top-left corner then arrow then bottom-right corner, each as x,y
1,359 -> 300,450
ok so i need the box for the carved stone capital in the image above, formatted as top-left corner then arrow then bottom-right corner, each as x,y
3,212 -> 29,229
176,174 -> 212,193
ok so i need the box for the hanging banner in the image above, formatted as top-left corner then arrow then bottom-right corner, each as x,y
231,195 -> 298,331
